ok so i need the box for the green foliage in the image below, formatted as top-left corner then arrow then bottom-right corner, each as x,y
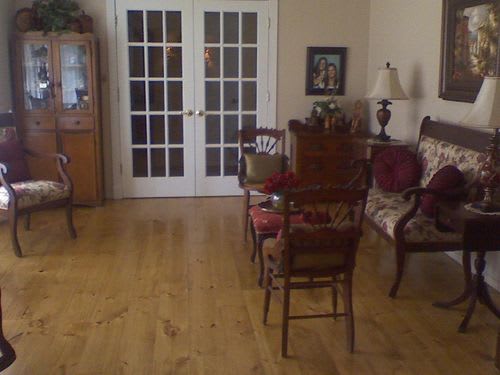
33,0 -> 80,33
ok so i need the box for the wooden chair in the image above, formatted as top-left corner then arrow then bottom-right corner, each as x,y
0,139 -> 76,257
238,128 -> 287,242
263,186 -> 368,357
0,289 -> 15,371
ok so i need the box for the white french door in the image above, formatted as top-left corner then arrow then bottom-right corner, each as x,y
116,0 -> 272,197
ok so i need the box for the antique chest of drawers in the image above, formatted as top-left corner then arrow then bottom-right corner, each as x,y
289,129 -> 367,187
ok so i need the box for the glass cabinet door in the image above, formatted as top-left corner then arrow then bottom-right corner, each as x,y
56,42 -> 92,113
21,42 -> 54,112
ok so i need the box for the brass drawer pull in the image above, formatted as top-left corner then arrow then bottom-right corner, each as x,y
75,120 -> 81,125
35,121 -> 41,126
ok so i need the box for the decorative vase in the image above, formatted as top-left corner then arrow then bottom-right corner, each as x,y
271,192 -> 285,210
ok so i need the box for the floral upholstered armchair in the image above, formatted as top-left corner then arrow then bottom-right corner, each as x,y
0,132 -> 76,257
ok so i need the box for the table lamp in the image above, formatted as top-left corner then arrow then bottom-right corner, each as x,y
367,62 -> 408,142
460,76 -> 500,212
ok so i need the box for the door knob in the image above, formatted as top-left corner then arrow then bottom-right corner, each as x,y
196,110 -> 205,117
182,109 -> 194,117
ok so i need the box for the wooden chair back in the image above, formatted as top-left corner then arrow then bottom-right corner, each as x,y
238,127 -> 286,156
237,128 -> 287,185
282,187 -> 368,277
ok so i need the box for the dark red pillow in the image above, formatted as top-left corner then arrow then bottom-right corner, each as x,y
420,165 -> 465,218
0,140 -> 31,183
373,148 -> 421,192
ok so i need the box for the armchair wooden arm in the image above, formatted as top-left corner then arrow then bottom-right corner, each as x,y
23,148 -> 73,189
394,185 -> 467,243
0,162 -> 17,204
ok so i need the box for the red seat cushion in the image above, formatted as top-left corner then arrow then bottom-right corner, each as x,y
0,140 -> 31,183
249,206 -> 303,234
374,148 -> 421,192
420,165 -> 465,218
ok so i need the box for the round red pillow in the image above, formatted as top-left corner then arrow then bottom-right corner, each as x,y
420,165 -> 465,217
373,148 -> 421,193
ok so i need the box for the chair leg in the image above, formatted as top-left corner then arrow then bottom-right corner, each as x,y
389,246 -> 406,298
250,221 -> 257,263
281,278 -> 291,358
263,268 -> 272,324
257,236 -> 265,287
8,210 -> 22,258
332,276 -> 338,320
243,190 -> 250,242
24,213 -> 31,231
65,203 -> 77,239
342,275 -> 355,353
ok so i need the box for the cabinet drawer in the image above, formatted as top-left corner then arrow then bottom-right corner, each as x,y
24,117 -> 55,130
302,140 -> 328,154
58,117 -> 94,130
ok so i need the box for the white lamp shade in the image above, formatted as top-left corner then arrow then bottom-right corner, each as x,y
367,65 -> 408,100
460,76 -> 500,129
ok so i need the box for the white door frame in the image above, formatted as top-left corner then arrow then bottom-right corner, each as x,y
106,0 -> 278,199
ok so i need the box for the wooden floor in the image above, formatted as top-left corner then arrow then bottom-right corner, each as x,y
0,197 -> 498,375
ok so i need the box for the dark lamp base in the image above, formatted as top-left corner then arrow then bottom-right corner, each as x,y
375,132 -> 391,142
471,200 -> 500,213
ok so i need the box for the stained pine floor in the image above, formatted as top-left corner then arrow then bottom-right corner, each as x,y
0,197 -> 498,374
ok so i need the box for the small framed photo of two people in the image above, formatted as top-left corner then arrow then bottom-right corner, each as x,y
306,47 -> 347,95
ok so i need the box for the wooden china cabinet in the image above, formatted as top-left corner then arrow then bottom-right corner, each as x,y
12,32 -> 103,205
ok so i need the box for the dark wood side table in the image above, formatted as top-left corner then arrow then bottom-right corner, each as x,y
365,138 -> 409,161
435,201 -> 500,332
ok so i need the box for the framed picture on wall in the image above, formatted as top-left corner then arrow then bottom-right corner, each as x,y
439,0 -> 500,102
305,47 -> 346,96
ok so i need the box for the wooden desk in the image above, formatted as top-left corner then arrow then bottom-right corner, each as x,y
435,201 -> 500,332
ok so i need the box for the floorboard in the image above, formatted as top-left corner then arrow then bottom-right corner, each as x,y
0,197 -> 498,374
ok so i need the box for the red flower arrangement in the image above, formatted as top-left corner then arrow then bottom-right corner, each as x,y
264,171 -> 300,194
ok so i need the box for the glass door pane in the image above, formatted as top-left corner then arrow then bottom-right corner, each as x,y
21,43 -> 53,112
59,44 -> 91,112
117,0 -> 195,197
127,9 -> 187,179
195,4 -> 267,196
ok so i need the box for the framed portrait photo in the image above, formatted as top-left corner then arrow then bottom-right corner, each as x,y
306,47 -> 347,96
439,0 -> 500,102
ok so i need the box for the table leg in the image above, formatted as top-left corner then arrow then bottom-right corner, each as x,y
434,251 -> 499,332
457,251 -> 500,332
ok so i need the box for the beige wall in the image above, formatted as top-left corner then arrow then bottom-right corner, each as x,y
367,0 -> 499,290
366,0 -> 473,142
277,0 -> 371,134
14,0 -> 112,196
0,0 -> 14,112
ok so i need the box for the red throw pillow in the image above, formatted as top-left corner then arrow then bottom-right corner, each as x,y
420,165 -> 465,218
0,140 -> 31,183
373,148 -> 421,192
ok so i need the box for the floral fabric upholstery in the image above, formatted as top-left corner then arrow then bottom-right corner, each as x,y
366,188 -> 461,243
417,135 -> 485,186
0,180 -> 70,210
366,135 -> 484,243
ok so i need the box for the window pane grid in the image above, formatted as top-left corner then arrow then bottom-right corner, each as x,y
128,10 -> 185,178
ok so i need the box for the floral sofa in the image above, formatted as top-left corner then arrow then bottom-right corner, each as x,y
364,116 -> 489,297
